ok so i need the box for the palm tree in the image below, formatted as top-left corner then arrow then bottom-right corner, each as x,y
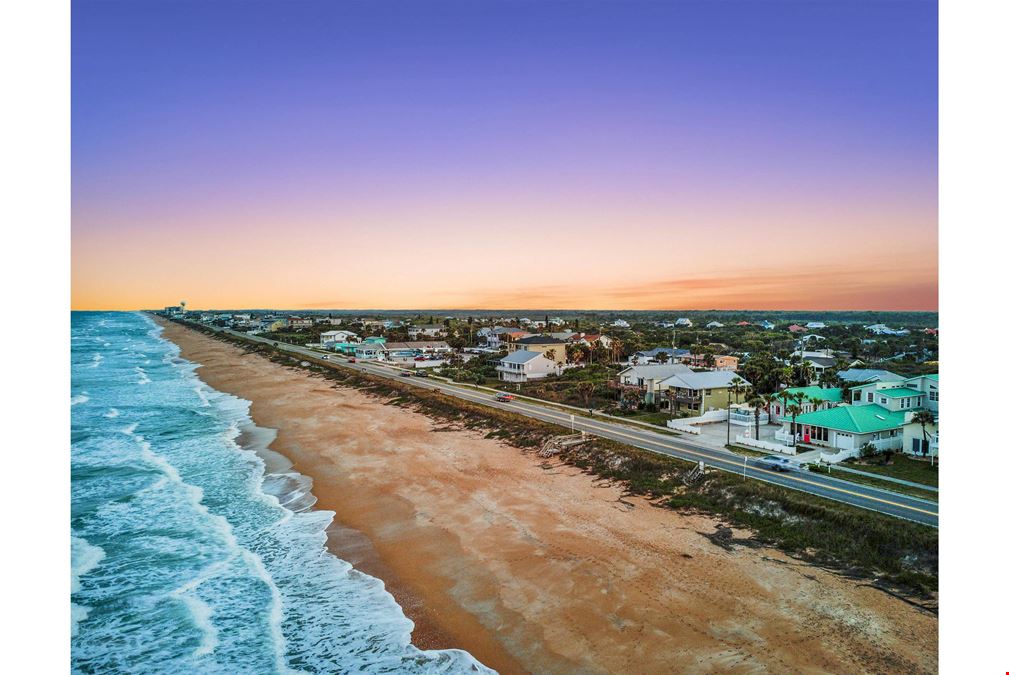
807,397 -> 824,415
576,380 -> 596,407
746,393 -> 766,440
729,376 -> 746,405
911,410 -> 935,458
786,403 -> 803,444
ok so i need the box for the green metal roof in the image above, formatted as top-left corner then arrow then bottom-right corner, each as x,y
875,387 -> 922,398
924,373 -> 939,381
794,404 -> 906,434
781,386 -> 844,402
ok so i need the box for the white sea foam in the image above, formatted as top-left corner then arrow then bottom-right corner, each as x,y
71,535 -> 106,637
90,353 -> 104,368
135,367 -> 151,385
103,408 -> 120,418
71,393 -> 90,406
120,419 -> 290,671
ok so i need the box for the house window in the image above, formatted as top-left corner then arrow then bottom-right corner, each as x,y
853,391 -> 862,402
705,389 -> 712,395
867,392 -> 874,403
880,396 -> 887,405
810,426 -> 828,442
929,391 -> 938,401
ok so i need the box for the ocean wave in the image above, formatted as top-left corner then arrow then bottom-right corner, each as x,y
71,312 -> 493,674
71,392 -> 90,406
90,354 -> 104,368
71,535 -> 106,638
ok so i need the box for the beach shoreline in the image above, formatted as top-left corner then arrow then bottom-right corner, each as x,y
157,318 -> 937,674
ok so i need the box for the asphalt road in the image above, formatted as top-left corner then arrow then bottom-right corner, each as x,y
207,325 -> 938,528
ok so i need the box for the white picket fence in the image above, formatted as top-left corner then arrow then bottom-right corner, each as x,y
734,435 -> 796,455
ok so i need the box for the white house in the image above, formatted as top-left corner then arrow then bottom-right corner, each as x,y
806,321 -> 826,329
865,323 -> 910,336
610,319 -> 630,328
321,330 -> 359,344
615,363 -> 692,404
495,350 -> 559,383
706,321 -> 724,328
674,318 -> 693,327
408,324 -> 446,339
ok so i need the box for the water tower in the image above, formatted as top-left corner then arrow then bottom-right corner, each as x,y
180,300 -> 187,314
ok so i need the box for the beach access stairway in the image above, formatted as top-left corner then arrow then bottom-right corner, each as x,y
539,433 -> 590,458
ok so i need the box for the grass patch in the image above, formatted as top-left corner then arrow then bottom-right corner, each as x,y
842,454 -> 939,487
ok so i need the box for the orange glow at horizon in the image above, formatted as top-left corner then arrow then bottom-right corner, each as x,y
71,198 -> 937,312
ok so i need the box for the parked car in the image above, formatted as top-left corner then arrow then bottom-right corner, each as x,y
414,370 -> 429,378
755,455 -> 792,472
321,355 -> 329,360
495,392 -> 516,402
348,357 -> 356,363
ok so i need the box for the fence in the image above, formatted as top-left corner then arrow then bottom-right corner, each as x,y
733,435 -> 795,455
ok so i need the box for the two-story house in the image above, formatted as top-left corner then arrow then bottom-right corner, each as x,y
495,350 -> 559,383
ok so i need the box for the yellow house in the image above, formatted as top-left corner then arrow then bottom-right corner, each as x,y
509,335 -> 569,364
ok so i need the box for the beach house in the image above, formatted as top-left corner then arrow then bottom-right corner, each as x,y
495,350 -> 560,383
656,370 -> 751,415
509,335 -> 569,364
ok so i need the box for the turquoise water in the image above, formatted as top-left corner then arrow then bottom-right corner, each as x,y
71,312 -> 490,674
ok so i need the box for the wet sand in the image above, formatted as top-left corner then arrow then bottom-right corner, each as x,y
159,320 -> 937,674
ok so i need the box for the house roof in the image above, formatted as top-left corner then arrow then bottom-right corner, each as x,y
515,335 -> 566,345
837,368 -> 904,383
619,363 -> 691,381
804,356 -> 837,368
875,387 -> 922,398
660,371 -> 751,390
500,349 -> 546,365
794,404 -> 906,434
636,347 -> 689,358
781,386 -> 844,403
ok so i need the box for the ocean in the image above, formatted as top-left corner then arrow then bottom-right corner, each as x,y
71,312 -> 491,674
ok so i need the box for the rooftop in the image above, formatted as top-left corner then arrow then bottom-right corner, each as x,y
794,404 -> 907,434
781,386 -> 844,403
500,349 -> 546,365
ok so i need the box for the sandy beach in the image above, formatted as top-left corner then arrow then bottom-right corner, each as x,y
158,320 -> 937,674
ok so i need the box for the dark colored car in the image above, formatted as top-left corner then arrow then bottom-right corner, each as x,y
495,392 -> 516,402
400,370 -> 412,377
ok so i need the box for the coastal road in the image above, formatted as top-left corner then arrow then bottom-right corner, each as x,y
205,325 -> 939,528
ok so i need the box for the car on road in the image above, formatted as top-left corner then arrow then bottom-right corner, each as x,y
494,392 -> 516,402
414,370 -> 429,377
755,455 -> 793,472
348,357 -> 356,363
414,356 -> 426,361
399,370 -> 412,377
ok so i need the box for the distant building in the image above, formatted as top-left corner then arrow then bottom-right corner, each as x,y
408,324 -> 446,339
679,353 -> 739,371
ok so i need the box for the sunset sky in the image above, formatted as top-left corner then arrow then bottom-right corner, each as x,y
72,0 -> 937,311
